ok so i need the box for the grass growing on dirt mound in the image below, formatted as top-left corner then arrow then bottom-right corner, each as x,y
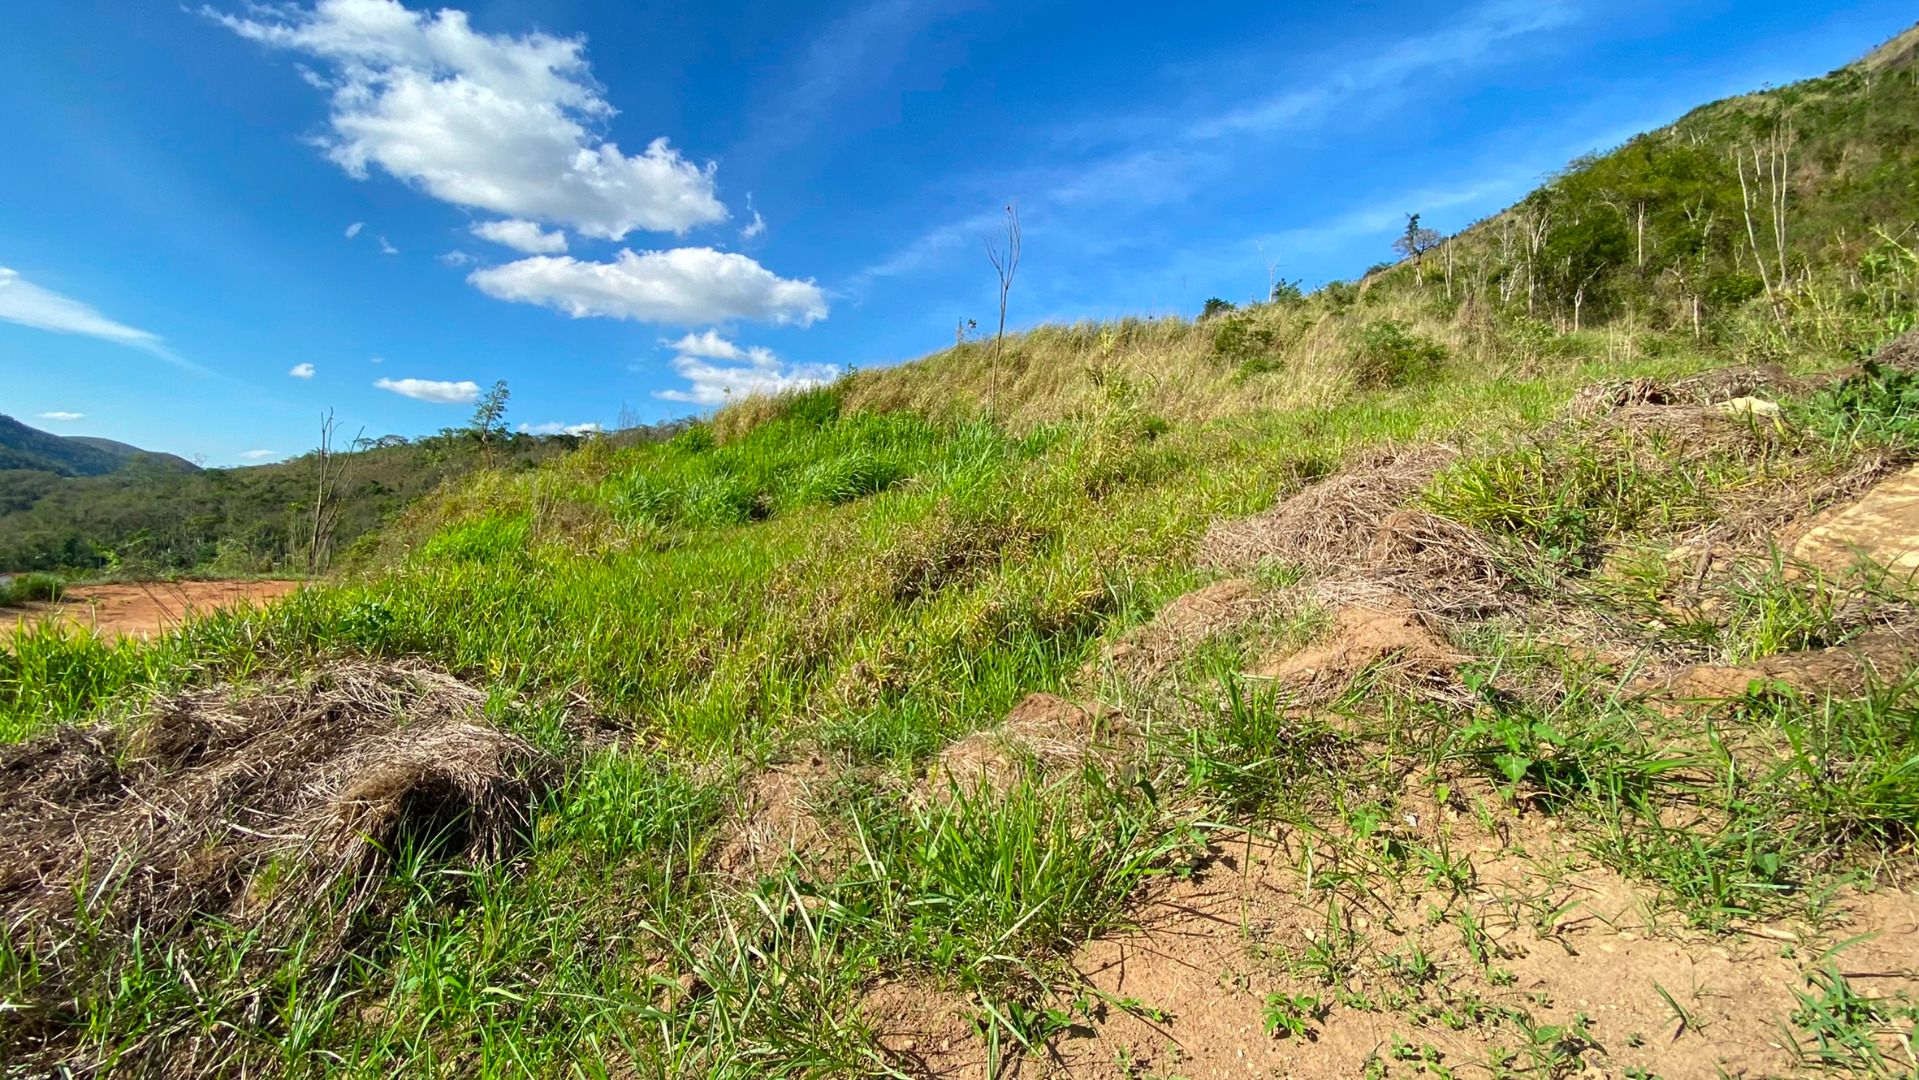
4,265 -> 1919,1074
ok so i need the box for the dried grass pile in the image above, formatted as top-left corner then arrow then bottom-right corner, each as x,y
1201,445 -> 1523,619
1200,445 -> 1458,573
0,661 -> 560,1072
1564,364 -> 1794,418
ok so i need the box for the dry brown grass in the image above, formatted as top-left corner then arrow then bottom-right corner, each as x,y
712,290 -> 1533,438
0,662 -> 565,1074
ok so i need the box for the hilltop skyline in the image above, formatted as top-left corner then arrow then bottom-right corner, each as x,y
1,0 -> 1912,465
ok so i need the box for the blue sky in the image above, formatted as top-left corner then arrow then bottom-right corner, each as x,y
1,0 -> 1912,465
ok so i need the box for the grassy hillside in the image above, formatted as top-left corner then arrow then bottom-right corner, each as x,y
3,22 -> 1919,1079
817,26 -> 1918,433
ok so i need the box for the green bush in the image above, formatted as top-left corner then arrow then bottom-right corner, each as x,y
668,424 -> 716,453
1209,313 -> 1277,363
417,514 -> 531,563
1351,319 -> 1447,388
0,572 -> 64,607
1792,360 -> 1919,446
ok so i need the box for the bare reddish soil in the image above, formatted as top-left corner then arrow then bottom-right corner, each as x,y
3,580 -> 302,639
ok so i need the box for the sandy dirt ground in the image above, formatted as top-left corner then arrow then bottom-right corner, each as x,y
2,580 -> 303,640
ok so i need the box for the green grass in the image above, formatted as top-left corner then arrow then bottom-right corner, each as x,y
0,571 -> 63,606
6,333 -> 1915,1070
8,63 -> 1919,1063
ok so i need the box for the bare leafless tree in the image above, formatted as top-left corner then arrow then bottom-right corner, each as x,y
307,410 -> 360,574
1256,240 -> 1283,304
985,204 -> 1022,422
1737,119 -> 1793,325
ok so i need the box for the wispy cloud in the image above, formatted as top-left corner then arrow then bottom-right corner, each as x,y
736,0 -> 978,163
378,236 -> 400,256
1189,0 -> 1579,141
288,362 -> 316,379
851,0 -> 1580,288
239,449 -> 279,461
0,266 -> 200,371
344,221 -> 364,239
374,376 -> 481,404
37,410 -> 85,422
847,207 -> 1003,291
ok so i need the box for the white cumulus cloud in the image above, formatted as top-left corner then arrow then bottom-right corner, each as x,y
289,362 -> 316,378
0,267 -> 196,370
469,248 -> 827,326
471,218 -> 567,254
344,221 -> 364,238
663,328 -> 775,364
240,449 -> 279,461
518,420 -> 602,436
37,411 -> 86,422
652,331 -> 836,407
374,376 -> 481,403
210,0 -> 727,238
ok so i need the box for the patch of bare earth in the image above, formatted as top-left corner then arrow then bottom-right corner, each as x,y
862,979 -> 991,1078
2,579 -> 303,639
708,752 -> 839,882
1043,818 -> 1919,1079
932,692 -> 1128,796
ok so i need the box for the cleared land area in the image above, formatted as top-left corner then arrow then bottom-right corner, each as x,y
2,580 -> 303,639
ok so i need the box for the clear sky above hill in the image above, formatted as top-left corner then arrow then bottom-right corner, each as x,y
1,0 -> 1912,465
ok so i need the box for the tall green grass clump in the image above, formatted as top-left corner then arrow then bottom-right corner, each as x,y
0,572 -> 63,607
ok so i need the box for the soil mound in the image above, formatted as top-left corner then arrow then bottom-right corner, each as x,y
0,662 -> 558,1071
1097,578 -> 1265,679
934,692 -> 1123,793
1248,599 -> 1462,700
710,755 -> 838,881
1634,628 -> 1919,704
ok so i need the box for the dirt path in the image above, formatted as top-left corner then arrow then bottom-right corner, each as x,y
2,580 -> 303,640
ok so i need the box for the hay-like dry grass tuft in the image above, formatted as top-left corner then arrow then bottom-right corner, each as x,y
0,662 -> 564,1075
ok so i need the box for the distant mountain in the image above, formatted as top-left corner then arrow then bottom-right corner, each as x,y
0,416 -> 199,477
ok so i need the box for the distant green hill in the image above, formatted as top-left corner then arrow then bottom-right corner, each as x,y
0,415 -> 196,477
0,420 -> 688,575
